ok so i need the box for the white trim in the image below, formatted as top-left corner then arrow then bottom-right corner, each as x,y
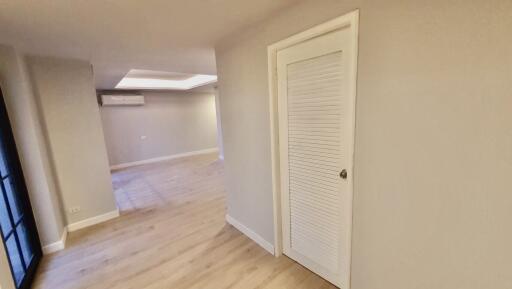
67,209 -> 120,232
42,209 -> 121,253
268,32 -> 283,258
267,10 -> 359,288
42,228 -> 68,254
110,148 -> 219,170
225,215 -> 275,255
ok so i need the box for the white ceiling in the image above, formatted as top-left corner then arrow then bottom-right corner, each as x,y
0,0 -> 300,89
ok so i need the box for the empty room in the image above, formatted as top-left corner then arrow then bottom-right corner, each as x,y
1,1 -> 511,289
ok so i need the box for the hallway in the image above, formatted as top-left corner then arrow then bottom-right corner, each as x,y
33,153 -> 335,289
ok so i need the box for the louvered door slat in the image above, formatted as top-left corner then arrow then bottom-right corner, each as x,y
289,162 -> 339,175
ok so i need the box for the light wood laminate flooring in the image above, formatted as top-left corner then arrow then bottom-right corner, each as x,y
33,153 -> 336,289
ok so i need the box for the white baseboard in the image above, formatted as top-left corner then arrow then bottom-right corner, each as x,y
67,209 -> 120,232
110,148 -> 219,170
42,228 -> 68,255
226,215 -> 275,255
42,209 -> 120,253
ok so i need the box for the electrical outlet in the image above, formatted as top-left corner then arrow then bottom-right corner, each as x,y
69,206 -> 81,214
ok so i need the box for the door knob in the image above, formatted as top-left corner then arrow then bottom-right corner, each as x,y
340,169 -> 348,179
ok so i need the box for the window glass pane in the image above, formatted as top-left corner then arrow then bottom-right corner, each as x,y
0,146 -> 8,177
6,235 -> 25,285
4,178 -> 22,222
16,221 -> 34,266
0,193 -> 12,236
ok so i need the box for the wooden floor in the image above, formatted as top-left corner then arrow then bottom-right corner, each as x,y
33,153 -> 335,289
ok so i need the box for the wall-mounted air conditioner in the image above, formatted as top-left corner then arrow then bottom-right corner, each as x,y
101,94 -> 145,106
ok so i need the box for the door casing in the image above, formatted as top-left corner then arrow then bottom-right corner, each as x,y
267,10 -> 359,288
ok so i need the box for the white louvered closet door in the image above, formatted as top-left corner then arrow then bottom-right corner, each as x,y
277,27 -> 355,288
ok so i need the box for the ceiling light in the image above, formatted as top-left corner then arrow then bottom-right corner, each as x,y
115,69 -> 217,90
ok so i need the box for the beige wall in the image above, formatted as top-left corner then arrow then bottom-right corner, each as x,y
214,88 -> 224,159
99,91 -> 218,166
215,1 -> 512,288
0,46 -> 65,245
28,56 -> 117,225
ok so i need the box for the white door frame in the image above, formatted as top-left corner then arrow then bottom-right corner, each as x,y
267,9 -> 359,286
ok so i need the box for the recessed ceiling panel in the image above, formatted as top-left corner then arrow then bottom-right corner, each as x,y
115,69 -> 217,90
